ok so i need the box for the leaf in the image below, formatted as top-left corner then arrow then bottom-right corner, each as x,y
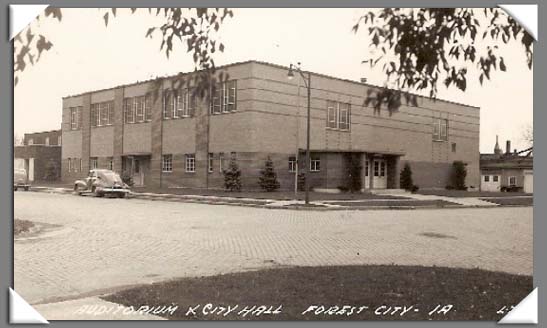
500,58 -> 506,71
103,12 -> 109,26
219,43 -> 224,52
146,27 -> 155,38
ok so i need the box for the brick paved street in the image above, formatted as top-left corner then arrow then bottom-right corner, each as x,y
15,192 -> 532,308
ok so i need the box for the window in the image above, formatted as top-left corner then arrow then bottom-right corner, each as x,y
289,156 -> 297,172
208,153 -> 214,173
484,175 -> 490,182
124,98 -> 134,123
219,152 -> 224,172
90,157 -> 98,169
310,155 -> 320,172
380,161 -> 386,177
91,101 -> 114,127
107,157 -> 114,170
509,176 -> 517,186
365,160 -> 369,177
163,91 -> 174,119
68,158 -> 73,172
45,137 -> 50,146
327,101 -> 337,128
374,161 -> 379,177
162,155 -> 173,172
433,118 -> 448,141
493,175 -> 499,182
135,96 -> 145,122
28,138 -> 33,145
185,154 -> 196,173
70,107 -> 80,130
174,88 -> 196,118
451,143 -> 457,152
78,158 -> 82,172
58,135 -> 62,146
145,94 -> 152,121
326,100 -> 350,130
210,80 -> 237,114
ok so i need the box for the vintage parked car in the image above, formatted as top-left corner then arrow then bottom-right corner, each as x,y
14,168 -> 30,191
74,169 -> 130,198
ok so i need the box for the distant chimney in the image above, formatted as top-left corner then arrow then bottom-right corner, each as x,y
360,78 -> 367,83
506,140 -> 511,154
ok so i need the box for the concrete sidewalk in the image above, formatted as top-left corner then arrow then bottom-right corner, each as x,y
26,186 -> 531,210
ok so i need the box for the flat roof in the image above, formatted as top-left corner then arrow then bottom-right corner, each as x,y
63,59 -> 479,110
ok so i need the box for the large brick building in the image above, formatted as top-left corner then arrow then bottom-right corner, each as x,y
61,60 -> 480,191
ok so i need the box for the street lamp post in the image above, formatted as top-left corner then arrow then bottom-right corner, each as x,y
288,63 -> 311,205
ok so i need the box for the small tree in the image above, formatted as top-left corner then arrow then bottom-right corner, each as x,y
223,159 -> 242,191
451,161 -> 467,190
400,163 -> 413,190
346,154 -> 362,193
258,156 -> 280,192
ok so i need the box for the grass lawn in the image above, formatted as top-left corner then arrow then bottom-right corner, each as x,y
417,190 -> 531,198
102,265 -> 531,321
14,219 -> 34,236
480,197 -> 533,206
132,187 -> 409,201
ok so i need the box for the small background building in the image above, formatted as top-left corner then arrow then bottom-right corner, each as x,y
14,130 -> 62,183
480,136 -> 533,193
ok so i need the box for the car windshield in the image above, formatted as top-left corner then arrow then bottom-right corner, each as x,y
98,171 -> 123,183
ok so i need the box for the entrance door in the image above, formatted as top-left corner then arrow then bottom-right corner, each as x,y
132,158 -> 144,186
372,158 -> 387,189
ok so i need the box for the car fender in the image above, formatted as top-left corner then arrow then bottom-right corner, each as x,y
74,180 -> 87,189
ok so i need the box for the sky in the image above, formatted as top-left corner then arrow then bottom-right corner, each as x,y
14,8 -> 533,153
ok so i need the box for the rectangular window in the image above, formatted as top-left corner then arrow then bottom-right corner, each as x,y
433,118 -> 448,141
68,158 -> 73,172
78,158 -> 82,172
219,152 -> 224,172
338,102 -> 350,130
493,175 -> 499,182
162,154 -> 173,172
58,135 -> 62,146
289,156 -> 297,172
365,160 -> 369,177
327,101 -> 337,128
91,101 -> 113,127
380,161 -> 386,177
176,90 -> 185,118
163,91 -> 173,119
211,81 -> 237,114
107,157 -> 113,170
509,176 -> 517,186
185,154 -> 196,173
45,137 -> 50,146
374,161 -> 379,177
310,156 -> 321,172
70,107 -> 79,130
326,101 -> 350,130
136,96 -> 145,122
90,157 -> 98,169
208,153 -> 214,173
28,138 -> 33,145
484,175 -> 490,182
452,143 -> 457,152
124,98 -> 134,123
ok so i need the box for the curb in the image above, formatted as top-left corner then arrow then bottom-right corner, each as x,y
25,187 -> 529,211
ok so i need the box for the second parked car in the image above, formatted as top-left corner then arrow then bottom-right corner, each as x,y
74,169 -> 130,198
